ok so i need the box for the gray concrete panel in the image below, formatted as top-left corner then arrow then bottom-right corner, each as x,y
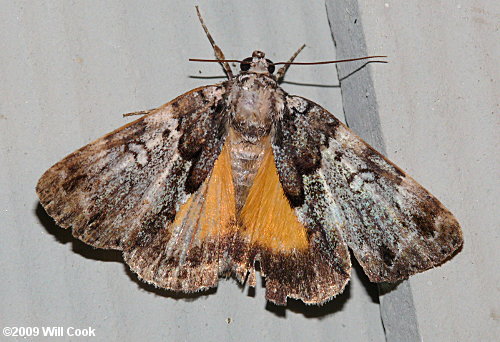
1,1 -> 387,341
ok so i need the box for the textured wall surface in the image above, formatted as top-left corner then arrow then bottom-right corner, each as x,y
1,1 -> 497,341
337,0 -> 499,341
1,1 -> 383,341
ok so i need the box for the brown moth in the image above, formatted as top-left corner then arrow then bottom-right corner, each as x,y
36,7 -> 462,305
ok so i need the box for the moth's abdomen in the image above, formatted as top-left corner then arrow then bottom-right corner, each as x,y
228,128 -> 267,211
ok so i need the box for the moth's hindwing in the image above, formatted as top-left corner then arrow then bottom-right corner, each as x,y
274,95 -> 463,283
228,141 -> 351,305
36,84 -> 230,291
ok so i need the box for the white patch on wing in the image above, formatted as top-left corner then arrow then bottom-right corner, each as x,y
128,143 -> 148,166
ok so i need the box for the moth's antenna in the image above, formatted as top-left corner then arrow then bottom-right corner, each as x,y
274,55 -> 387,66
189,56 -> 387,65
195,6 -> 234,79
189,55 -> 388,81
189,58 -> 244,63
276,44 -> 306,83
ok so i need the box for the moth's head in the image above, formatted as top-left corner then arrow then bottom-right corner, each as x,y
240,50 -> 275,75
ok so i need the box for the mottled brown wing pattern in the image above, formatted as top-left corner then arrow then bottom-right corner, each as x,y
36,84 -> 230,288
274,95 -> 463,283
123,141 -> 240,291
227,142 -> 351,305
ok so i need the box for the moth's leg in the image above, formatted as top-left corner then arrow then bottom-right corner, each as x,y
276,44 -> 306,83
122,109 -> 155,118
195,6 -> 234,79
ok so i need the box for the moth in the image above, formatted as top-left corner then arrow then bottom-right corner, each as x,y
36,8 -> 463,305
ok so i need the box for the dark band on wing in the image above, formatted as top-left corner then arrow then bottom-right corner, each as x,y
273,97 -> 341,207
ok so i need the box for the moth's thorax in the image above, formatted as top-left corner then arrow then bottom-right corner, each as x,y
228,73 -> 285,143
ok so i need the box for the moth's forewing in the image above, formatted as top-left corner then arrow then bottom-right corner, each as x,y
36,84 -> 229,255
273,95 -> 463,283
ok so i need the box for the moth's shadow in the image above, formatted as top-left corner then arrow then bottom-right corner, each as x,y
188,74 -> 341,89
264,254 -> 379,318
36,202 -> 379,315
265,283 -> 350,318
36,202 -> 122,262
35,202 -> 216,301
